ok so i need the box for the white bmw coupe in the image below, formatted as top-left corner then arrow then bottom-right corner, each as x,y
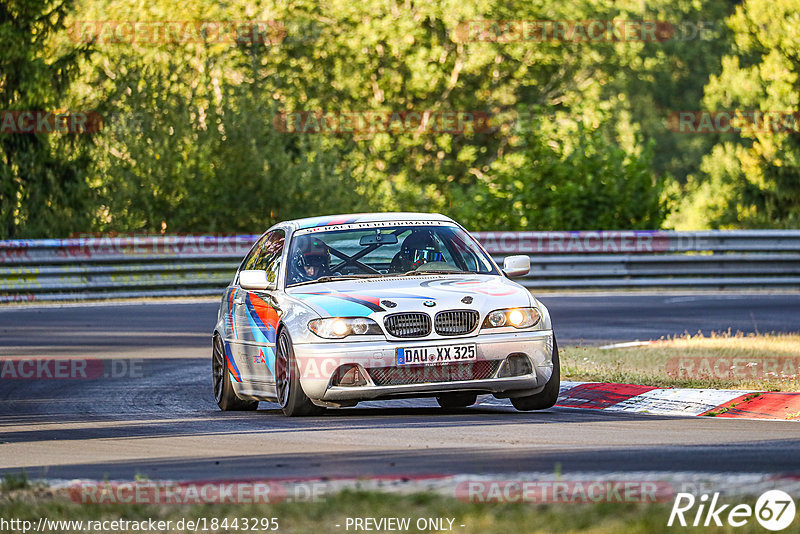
212,213 -> 558,416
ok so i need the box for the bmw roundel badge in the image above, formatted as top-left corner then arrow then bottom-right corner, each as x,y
423,300 -> 436,307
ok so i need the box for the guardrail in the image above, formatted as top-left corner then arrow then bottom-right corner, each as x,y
0,235 -> 256,302
472,230 -> 800,289
1,230 -> 798,302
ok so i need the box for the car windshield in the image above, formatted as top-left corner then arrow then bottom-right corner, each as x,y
286,223 -> 498,286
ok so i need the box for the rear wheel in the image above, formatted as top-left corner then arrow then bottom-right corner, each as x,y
275,329 -> 325,417
213,335 -> 258,411
436,392 -> 478,409
511,338 -> 560,411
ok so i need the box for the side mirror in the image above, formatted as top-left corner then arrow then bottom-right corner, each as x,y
239,270 -> 275,291
502,255 -> 530,277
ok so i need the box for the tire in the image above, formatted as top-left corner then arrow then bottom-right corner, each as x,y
436,392 -> 478,409
511,337 -> 560,411
213,334 -> 258,411
275,329 -> 325,417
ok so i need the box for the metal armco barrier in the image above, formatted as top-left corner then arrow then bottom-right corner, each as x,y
0,235 -> 257,302
472,230 -> 800,289
1,230 -> 799,302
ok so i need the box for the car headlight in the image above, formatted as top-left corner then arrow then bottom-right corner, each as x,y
482,307 -> 540,329
308,317 -> 383,339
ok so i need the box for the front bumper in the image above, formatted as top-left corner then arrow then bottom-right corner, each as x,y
292,329 -> 554,402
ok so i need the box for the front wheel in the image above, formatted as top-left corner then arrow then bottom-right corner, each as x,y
511,337 -> 560,411
275,329 -> 325,417
213,335 -> 258,411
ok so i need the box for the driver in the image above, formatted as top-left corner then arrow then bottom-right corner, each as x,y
292,235 -> 331,282
389,230 -> 444,273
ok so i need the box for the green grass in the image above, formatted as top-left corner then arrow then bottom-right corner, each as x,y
562,332 -> 800,391
1,472 -> 29,492
1,488 -> 795,534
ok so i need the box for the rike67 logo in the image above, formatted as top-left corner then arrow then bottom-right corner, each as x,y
668,490 -> 796,530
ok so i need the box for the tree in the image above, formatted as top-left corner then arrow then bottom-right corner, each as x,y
0,0 -> 94,238
8,0 -> 685,236
452,113 -> 666,230
71,0 -> 367,233
681,0 -> 800,228
259,0 -> 667,225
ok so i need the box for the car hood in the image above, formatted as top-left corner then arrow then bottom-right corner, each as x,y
286,274 -> 532,318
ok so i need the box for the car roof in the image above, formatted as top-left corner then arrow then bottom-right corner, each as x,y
285,212 -> 455,231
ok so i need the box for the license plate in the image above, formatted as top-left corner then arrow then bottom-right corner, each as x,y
396,343 -> 477,366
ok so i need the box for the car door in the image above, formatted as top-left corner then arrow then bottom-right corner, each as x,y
223,232 -> 271,384
232,229 -> 285,385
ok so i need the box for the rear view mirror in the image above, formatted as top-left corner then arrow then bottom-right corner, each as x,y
502,255 -> 530,277
239,270 -> 275,291
359,233 -> 398,246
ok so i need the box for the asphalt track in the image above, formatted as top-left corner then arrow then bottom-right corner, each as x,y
1,293 -> 799,482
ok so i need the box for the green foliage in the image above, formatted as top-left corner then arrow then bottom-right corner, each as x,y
1,472 -> 29,492
6,0 -> 794,236
605,0 -> 735,184
0,487 -> 789,534
0,0 -> 94,238
70,0 -> 368,233
452,114 -> 666,230
679,0 -> 800,228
